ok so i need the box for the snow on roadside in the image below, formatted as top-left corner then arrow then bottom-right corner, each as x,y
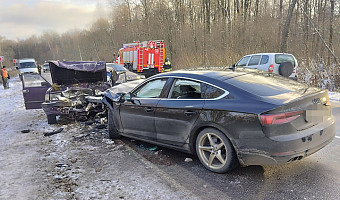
329,92 -> 340,102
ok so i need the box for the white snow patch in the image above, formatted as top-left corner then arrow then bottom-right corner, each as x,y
328,92 -> 340,102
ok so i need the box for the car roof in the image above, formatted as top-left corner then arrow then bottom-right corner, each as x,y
241,53 -> 294,57
154,69 -> 248,82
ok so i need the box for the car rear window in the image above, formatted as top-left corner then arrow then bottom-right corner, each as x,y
226,74 -> 304,96
275,54 -> 295,65
260,55 -> 269,64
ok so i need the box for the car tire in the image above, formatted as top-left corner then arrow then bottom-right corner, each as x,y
108,109 -> 120,139
278,62 -> 294,77
47,114 -> 57,124
196,128 -> 239,173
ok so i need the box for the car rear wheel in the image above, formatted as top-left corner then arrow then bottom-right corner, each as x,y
196,128 -> 238,173
279,62 -> 294,77
47,114 -> 57,124
108,109 -> 120,139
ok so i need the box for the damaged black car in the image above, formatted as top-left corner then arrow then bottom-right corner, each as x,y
102,69 -> 336,173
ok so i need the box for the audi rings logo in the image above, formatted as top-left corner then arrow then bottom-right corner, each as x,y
312,98 -> 321,104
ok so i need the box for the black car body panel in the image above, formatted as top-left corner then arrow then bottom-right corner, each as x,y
103,69 -> 336,167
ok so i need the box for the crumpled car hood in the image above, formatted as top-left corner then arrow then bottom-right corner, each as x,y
50,61 -> 107,85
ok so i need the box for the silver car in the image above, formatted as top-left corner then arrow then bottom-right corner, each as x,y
235,53 -> 298,80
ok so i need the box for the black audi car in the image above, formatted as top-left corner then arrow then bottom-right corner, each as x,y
102,69 -> 336,173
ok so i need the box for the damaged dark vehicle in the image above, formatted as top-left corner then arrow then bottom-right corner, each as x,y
102,70 -> 336,173
41,61 -> 110,124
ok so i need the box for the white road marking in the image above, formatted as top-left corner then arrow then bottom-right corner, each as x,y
335,136 -> 340,139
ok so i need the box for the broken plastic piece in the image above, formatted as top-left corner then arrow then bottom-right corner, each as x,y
136,143 -> 158,151
44,128 -> 64,136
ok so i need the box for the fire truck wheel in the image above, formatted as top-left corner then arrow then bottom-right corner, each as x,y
108,109 -> 120,139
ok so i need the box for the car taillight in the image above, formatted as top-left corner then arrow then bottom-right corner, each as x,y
296,65 -> 298,73
268,64 -> 274,73
260,111 -> 303,125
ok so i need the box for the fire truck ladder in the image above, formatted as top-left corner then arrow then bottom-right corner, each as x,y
159,42 -> 165,72
138,47 -> 144,71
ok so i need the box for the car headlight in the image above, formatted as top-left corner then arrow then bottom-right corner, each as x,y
45,92 -> 62,102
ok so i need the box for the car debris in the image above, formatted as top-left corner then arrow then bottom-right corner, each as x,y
41,61 -> 111,124
44,128 -> 64,137
21,129 -> 31,133
184,158 -> 193,162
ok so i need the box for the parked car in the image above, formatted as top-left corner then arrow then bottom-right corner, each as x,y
106,63 -> 145,86
234,53 -> 298,80
102,69 -> 335,173
42,63 -> 50,72
21,61 -> 111,124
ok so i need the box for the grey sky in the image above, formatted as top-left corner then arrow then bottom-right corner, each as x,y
0,0 -> 111,40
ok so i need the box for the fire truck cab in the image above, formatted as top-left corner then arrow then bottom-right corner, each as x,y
119,40 -> 165,77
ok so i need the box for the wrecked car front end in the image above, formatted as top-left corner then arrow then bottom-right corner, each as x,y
42,61 -> 110,124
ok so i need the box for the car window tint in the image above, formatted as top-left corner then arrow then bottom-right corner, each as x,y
202,84 -> 225,99
134,78 -> 167,98
236,56 -> 250,66
22,74 -> 47,87
170,79 -> 202,99
248,55 -> 261,66
275,54 -> 295,65
260,55 -> 269,64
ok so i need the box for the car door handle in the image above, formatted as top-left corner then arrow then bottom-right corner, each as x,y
184,110 -> 196,116
145,107 -> 153,112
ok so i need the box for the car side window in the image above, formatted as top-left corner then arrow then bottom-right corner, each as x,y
260,55 -> 269,64
248,55 -> 261,66
133,78 -> 167,98
22,74 -> 48,87
170,79 -> 202,99
202,84 -> 226,99
236,56 -> 250,66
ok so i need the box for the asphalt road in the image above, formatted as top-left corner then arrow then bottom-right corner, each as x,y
40,71 -> 339,199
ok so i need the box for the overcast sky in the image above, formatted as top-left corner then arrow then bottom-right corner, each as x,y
0,0 -> 111,40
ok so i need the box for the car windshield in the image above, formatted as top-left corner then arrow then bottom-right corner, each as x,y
20,62 -> 37,69
275,54 -> 295,65
107,64 -> 127,72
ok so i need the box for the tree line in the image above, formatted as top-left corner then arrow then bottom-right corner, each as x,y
0,0 -> 339,88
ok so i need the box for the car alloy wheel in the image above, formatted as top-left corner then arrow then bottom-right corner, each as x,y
196,128 -> 238,173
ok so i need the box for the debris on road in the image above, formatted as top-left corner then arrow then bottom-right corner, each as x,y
44,128 -> 64,136
136,143 -> 158,151
184,158 -> 193,162
21,129 -> 31,133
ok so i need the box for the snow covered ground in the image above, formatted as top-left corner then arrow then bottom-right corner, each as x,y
0,77 -> 196,199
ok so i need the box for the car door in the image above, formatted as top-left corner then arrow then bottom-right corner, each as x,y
155,78 -> 205,146
119,78 -> 168,140
22,73 -> 51,109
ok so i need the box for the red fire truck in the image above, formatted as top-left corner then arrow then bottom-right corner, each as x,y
119,40 -> 165,77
